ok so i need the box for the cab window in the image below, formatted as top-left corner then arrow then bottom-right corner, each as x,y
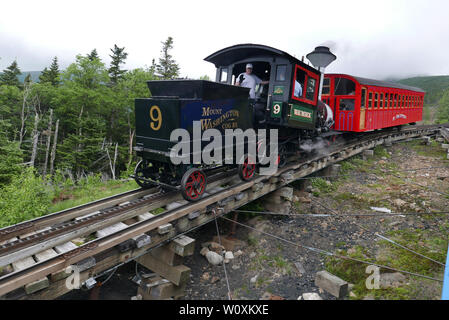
291,65 -> 319,104
220,68 -> 228,83
275,65 -> 287,81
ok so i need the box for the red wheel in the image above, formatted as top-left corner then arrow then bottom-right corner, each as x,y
181,168 -> 207,202
238,155 -> 256,181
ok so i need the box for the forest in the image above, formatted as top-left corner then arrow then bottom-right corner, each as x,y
0,37 -> 189,227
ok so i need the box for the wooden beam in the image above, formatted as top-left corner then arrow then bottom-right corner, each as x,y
136,254 -> 190,286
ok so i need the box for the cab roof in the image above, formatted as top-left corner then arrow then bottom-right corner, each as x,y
204,43 -> 305,68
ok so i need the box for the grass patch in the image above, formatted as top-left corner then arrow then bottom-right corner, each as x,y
404,139 -> 448,159
325,227 -> 447,299
49,179 -> 139,214
310,177 -> 337,195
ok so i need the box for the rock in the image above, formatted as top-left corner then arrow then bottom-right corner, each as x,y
305,185 -> 313,193
211,276 -> 220,284
224,259 -> 230,264
350,291 -> 357,298
234,250 -> 243,257
363,295 -> 375,300
231,264 -> 241,270
201,272 -> 211,281
225,251 -> 234,260
315,270 -> 349,298
294,262 -> 306,275
250,275 -> 258,284
302,292 -> 323,300
260,291 -> 272,300
200,247 -> 210,256
131,294 -> 142,300
379,272 -> 407,288
393,199 -> 407,207
206,251 -> 223,265
249,252 -> 256,259
209,242 -> 225,252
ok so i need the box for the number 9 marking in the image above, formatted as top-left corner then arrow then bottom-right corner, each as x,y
150,105 -> 162,131
273,104 -> 281,114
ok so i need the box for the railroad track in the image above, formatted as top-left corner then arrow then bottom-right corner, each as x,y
0,124 -> 445,298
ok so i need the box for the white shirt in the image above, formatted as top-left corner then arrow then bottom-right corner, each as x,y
237,73 -> 262,99
294,80 -> 303,98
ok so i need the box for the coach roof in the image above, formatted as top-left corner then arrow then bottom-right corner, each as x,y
327,74 -> 425,93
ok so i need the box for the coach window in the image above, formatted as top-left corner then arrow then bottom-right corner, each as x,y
334,77 -> 356,95
385,93 -> 389,109
368,92 -> 373,109
389,93 -> 392,108
220,68 -> 228,83
276,65 -> 287,81
322,78 -> 331,95
379,93 -> 384,109
339,99 -> 355,111
361,88 -> 366,109
374,93 -> 378,109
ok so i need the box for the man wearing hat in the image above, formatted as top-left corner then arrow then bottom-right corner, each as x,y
235,63 -> 269,100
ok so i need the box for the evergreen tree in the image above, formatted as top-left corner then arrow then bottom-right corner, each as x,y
0,61 -> 22,87
88,49 -> 100,61
0,119 -> 23,188
39,57 -> 60,86
24,73 -> 32,86
156,37 -> 180,79
108,44 -> 128,85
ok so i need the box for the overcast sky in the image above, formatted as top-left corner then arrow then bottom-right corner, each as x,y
1,0 -> 448,80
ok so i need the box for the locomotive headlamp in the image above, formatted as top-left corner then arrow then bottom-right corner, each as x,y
306,46 -> 336,69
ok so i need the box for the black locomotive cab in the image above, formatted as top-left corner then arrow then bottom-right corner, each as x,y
205,43 -> 322,130
133,44 -> 328,202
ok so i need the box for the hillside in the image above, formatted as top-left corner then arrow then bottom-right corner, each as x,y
0,71 -> 42,83
397,75 -> 449,105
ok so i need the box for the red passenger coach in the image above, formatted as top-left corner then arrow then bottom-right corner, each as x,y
321,74 -> 425,132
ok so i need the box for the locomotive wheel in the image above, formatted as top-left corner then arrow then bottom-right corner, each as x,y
134,160 -> 154,189
238,155 -> 256,181
276,144 -> 287,168
181,168 -> 207,202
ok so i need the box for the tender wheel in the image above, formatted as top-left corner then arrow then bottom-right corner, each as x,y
238,155 -> 256,181
134,160 -> 154,189
181,168 -> 207,202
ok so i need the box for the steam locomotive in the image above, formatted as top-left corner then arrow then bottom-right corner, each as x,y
132,44 -> 424,201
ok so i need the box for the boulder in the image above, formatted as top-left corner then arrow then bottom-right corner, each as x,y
302,293 -> 323,300
206,251 -> 223,266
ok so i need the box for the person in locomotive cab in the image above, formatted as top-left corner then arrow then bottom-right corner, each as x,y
294,79 -> 303,97
235,63 -> 269,100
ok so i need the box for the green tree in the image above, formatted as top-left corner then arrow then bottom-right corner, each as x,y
0,60 -> 22,87
0,119 -> 23,187
0,167 -> 51,227
436,89 -> 449,123
88,49 -> 100,61
39,56 -> 60,86
156,37 -> 180,79
108,44 -> 128,85
24,73 -> 32,86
